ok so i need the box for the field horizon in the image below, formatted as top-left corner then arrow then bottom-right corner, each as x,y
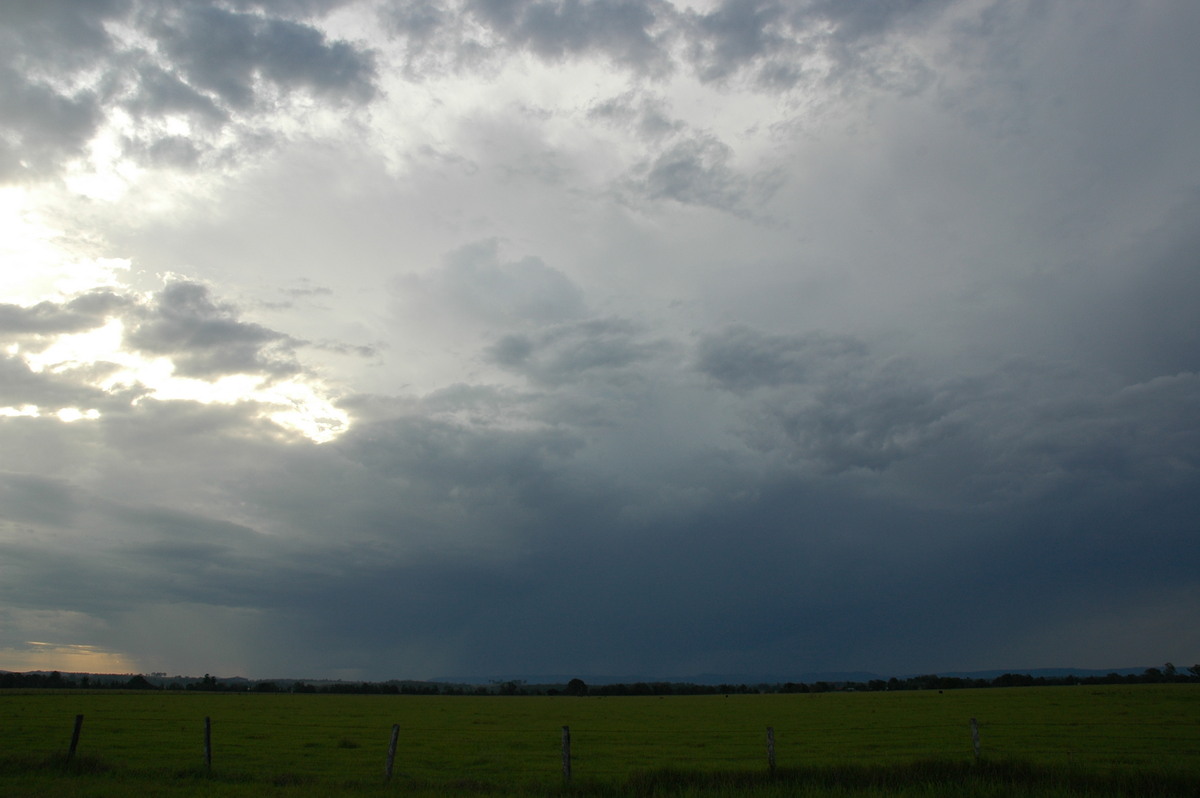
2,682 -> 1197,796
1,664 -> 1161,688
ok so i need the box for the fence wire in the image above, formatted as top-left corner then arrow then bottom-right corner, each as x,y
2,692 -> 1198,785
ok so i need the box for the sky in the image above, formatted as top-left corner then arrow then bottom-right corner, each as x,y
1,0 -> 1198,682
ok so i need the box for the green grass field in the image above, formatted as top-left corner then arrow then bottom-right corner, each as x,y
1,685 -> 1197,796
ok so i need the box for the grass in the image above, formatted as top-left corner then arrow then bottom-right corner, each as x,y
2,757 -> 1197,798
1,685 -> 1197,796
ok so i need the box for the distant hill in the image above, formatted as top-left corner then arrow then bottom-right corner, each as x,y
432,667 -> 1153,687
932,667 -> 1150,681
4,665 -> 1156,689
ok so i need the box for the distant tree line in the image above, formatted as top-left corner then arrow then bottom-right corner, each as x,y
4,663 -> 1199,694
551,665 -> 1200,696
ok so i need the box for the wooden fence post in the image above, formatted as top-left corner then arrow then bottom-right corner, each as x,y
67,714 -> 84,762
561,725 -> 571,783
969,718 -> 980,760
204,716 -> 212,770
385,724 -> 400,780
766,726 -> 776,775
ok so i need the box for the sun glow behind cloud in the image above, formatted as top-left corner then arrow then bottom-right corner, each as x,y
0,406 -> 101,422
0,189 -> 137,306
2,188 -> 349,443
63,117 -> 142,202
12,317 -> 350,442
1,642 -> 138,674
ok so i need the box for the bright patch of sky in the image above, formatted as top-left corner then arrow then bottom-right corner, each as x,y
10,314 -> 348,442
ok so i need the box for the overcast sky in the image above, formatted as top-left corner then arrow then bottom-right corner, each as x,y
1,0 -> 1197,682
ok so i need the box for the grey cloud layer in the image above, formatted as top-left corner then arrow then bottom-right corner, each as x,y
126,282 -> 302,378
396,241 -> 587,327
4,318 -> 1195,675
0,281 -> 315,407
0,292 -> 131,336
0,0 -> 375,181
148,4 -> 376,110
383,0 -> 947,87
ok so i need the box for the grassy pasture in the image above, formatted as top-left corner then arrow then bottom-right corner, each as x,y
1,684 -> 1197,796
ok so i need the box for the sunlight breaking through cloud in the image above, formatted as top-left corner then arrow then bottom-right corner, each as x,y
2,642 -> 139,674
10,305 -> 350,442
0,406 -> 100,421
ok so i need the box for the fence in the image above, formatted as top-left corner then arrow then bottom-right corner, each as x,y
55,715 -> 809,783
3,688 -> 1197,786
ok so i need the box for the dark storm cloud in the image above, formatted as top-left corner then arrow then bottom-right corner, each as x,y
696,328 -> 966,476
303,386 -> 1199,677
0,0 -> 376,182
693,320 -> 1200,505
125,281 -> 301,378
0,474 -> 297,614
763,362 -> 961,475
339,413 -> 585,522
1054,193 -> 1200,383
2,314 -> 1197,678
104,508 -> 304,609
0,472 -> 84,530
4,0 -> 1199,681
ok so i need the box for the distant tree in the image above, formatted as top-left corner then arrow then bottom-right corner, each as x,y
189,673 -> 220,691
565,678 -> 588,696
126,674 -> 155,690
1189,664 -> 1200,679
1163,662 -> 1177,678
